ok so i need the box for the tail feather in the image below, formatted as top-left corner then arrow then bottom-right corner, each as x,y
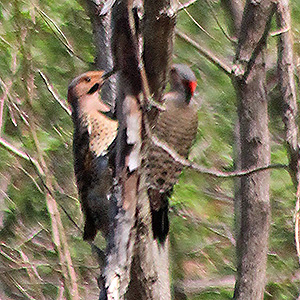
83,213 -> 97,241
151,205 -> 169,244
148,188 -> 172,244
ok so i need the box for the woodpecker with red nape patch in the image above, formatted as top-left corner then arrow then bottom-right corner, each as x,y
147,64 -> 198,243
67,71 -> 118,241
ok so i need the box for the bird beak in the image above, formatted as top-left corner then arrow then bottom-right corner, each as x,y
102,68 -> 117,81
87,69 -> 117,95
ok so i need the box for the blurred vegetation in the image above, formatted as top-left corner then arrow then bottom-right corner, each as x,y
0,0 -> 300,299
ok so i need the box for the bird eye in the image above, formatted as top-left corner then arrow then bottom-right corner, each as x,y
85,77 -> 91,82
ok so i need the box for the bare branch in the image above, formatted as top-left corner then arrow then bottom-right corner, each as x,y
38,70 -> 71,116
175,29 -> 233,76
149,125 -> 287,178
0,77 -> 29,126
35,6 -> 88,63
180,5 -> 215,40
204,0 -> 237,44
270,26 -> 290,37
23,42 -> 79,297
9,276 -> 36,300
0,137 -> 45,176
0,35 -> 13,48
30,126 -> 80,300
5,135 -> 87,257
19,165 -> 44,194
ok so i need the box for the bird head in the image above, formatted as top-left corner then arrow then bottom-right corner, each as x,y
169,64 -> 197,104
67,70 -> 112,114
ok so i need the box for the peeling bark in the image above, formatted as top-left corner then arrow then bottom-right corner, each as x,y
96,0 -> 174,299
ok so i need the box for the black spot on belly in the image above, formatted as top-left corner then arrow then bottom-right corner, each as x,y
157,178 -> 165,185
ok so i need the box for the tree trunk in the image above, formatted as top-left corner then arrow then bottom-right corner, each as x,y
233,1 -> 274,299
84,0 -> 176,299
143,0 -> 177,100
83,0 -> 116,106
221,0 -> 243,37
276,0 -> 300,189
221,0 -> 243,250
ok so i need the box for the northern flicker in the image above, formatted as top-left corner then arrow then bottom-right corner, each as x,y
67,70 -> 118,241
147,64 -> 198,243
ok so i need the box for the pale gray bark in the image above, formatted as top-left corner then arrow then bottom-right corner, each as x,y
90,0 -> 175,299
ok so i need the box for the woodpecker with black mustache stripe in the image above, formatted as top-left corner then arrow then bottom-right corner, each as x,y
147,64 -> 198,243
67,70 -> 118,241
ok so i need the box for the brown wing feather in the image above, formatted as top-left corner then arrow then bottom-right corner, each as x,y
147,102 -> 198,210
73,111 -> 118,240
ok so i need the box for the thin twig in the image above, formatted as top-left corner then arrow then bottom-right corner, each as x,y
37,8 -> 72,50
58,203 -> 83,234
271,26 -> 290,37
19,165 -> 44,194
38,70 -> 71,116
29,129 -> 80,300
0,137 -> 44,176
181,5 -> 215,41
0,77 -> 29,126
10,275 -> 36,300
19,136 -> 82,236
0,35 -> 13,48
204,0 -> 237,44
178,0 -> 198,11
35,7 -> 88,63
175,29 -> 233,76
11,128 -> 82,237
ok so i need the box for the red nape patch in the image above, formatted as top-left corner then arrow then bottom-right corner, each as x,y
189,81 -> 197,95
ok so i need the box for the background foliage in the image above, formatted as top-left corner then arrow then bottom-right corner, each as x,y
0,0 -> 300,299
